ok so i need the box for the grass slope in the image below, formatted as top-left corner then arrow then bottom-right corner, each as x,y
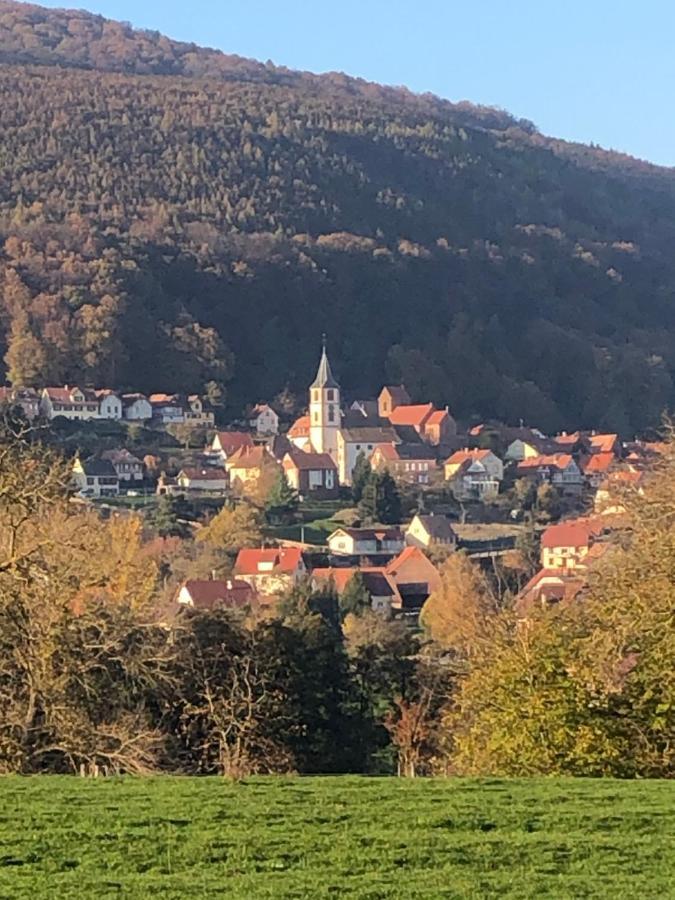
0,777 -> 673,898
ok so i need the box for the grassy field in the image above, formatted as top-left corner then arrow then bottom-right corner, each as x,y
0,777 -> 673,899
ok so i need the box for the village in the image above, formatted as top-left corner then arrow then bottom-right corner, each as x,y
0,343 -> 664,619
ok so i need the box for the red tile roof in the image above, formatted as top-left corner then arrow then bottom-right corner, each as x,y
234,547 -> 304,576
387,403 -> 435,428
517,453 -> 574,472
179,579 -> 255,610
445,448 -> 492,466
426,409 -> 449,426
582,452 -> 615,474
541,521 -> 596,549
288,415 -> 311,438
588,433 -> 619,454
312,567 -> 399,599
228,446 -> 274,469
214,431 -> 255,456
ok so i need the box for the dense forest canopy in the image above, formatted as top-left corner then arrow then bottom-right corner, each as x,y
1,1 -> 675,433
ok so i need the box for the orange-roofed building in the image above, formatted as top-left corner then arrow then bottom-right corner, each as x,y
386,546 -> 442,613
516,453 -> 583,493
176,578 -> 257,611
311,567 -> 401,614
234,547 -> 307,596
516,569 -> 587,615
378,385 -> 411,418
387,403 -> 435,430
210,430 -> 254,462
586,433 -> 620,456
540,519 -> 606,570
581,452 -> 617,487
423,407 -> 457,445
288,415 -> 312,450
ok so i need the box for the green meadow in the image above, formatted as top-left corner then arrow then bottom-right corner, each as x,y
0,777 -> 673,899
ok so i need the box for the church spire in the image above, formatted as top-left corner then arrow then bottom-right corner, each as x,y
311,337 -> 339,389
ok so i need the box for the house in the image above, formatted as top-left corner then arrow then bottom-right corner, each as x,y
444,449 -> 504,500
95,390 -> 123,420
210,430 -> 255,462
282,450 -> 338,499
176,467 -> 228,494
553,431 -> 582,453
149,393 -> 185,424
405,514 -> 457,551
234,547 -> 307,597
423,408 -> 457,445
370,442 -> 437,484
0,386 -> 40,419
540,520 -> 603,570
311,567 -> 400,615
445,448 -> 503,482
337,424 -> 399,485
121,393 -> 153,421
184,395 -> 215,427
40,386 -> 100,420
516,454 -> 583,493
226,446 -> 278,493
378,385 -> 411,418
585,432 -> 620,456
327,527 -> 405,558
176,578 -> 256,611
72,457 -> 120,498
580,452 -> 617,488
516,569 -> 587,614
101,448 -> 145,482
250,404 -> 279,436
288,415 -> 311,450
386,546 -> 442,614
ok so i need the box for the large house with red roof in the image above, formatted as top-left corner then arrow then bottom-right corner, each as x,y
210,430 -> 255,462
540,519 -> 604,570
234,547 -> 307,597
40,386 -> 101,420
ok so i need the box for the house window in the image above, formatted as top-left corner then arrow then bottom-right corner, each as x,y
312,390 -> 320,403
328,406 -> 335,423
327,390 -> 335,401
356,445 -> 361,451
313,412 -> 319,424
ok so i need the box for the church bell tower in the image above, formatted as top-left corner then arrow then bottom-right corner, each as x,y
309,338 -> 340,460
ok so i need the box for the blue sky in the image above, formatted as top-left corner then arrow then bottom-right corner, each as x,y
37,0 -> 675,166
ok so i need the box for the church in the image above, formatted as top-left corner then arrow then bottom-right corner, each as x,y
289,343 -> 456,485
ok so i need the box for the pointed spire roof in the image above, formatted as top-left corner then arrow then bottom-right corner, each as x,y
311,339 -> 339,390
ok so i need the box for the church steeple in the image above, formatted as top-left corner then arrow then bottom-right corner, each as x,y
309,338 -> 340,460
311,335 -> 339,390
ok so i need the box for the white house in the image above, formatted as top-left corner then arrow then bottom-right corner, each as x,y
327,527 -> 405,558
41,386 -> 100,421
122,393 -> 153,421
176,467 -> 229,494
72,457 -> 120,498
250,404 -> 279,436
405,514 -> 457,551
96,390 -> 123,420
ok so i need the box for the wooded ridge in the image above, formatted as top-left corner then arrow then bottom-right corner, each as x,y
1,0 -> 675,434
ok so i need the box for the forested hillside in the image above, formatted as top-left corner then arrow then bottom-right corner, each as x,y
1,1 -> 675,432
